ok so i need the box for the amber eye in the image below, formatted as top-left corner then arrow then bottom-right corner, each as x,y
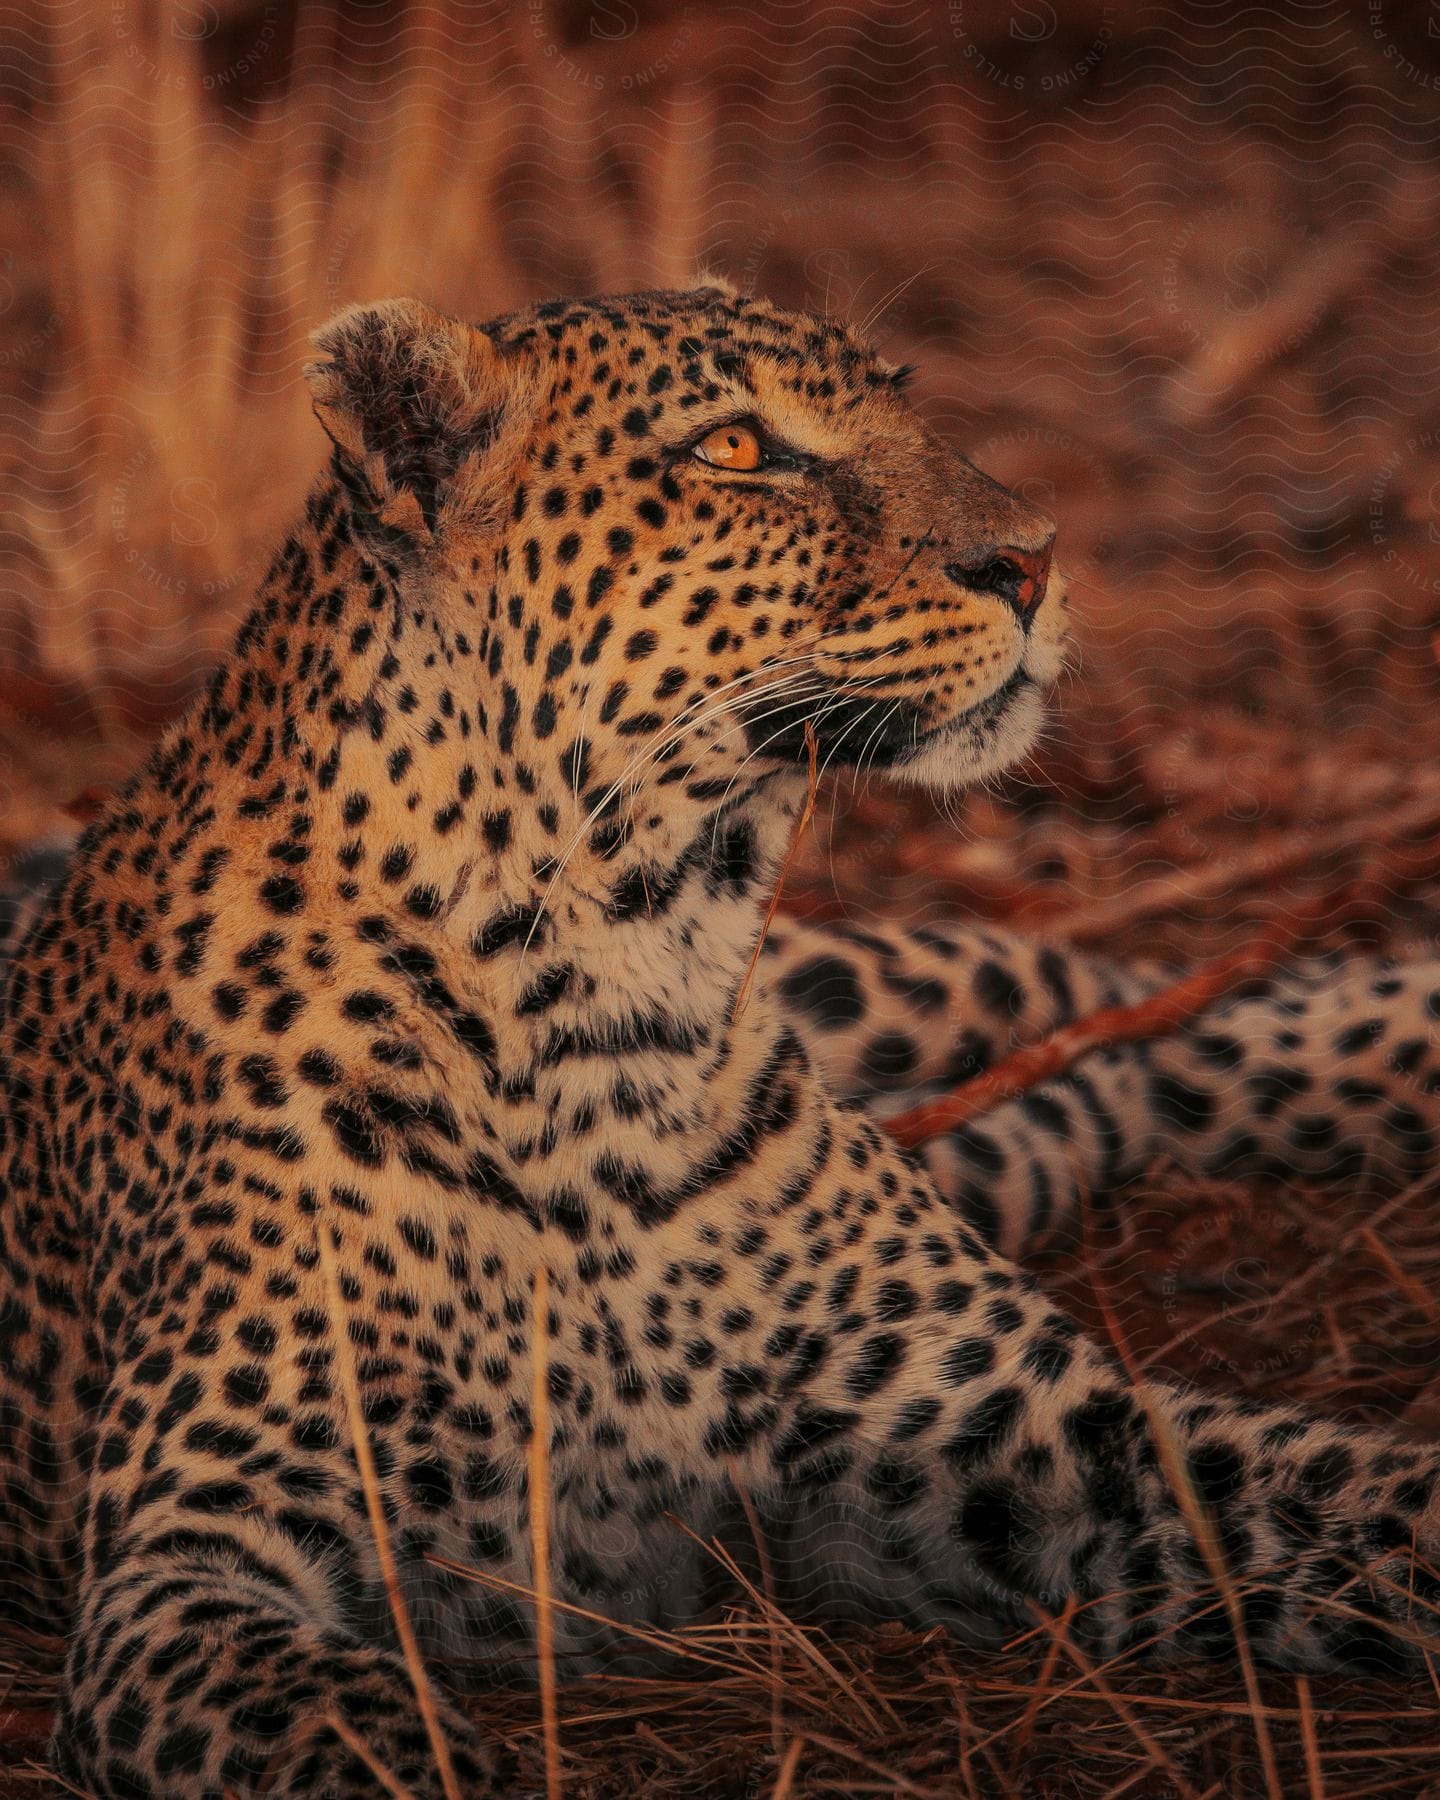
692,422 -> 765,471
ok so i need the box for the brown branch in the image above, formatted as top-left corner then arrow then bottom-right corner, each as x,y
882,914 -> 1303,1151
883,790 -> 1440,1154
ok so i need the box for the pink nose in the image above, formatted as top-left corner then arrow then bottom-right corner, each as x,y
1005,543 -> 1052,622
944,536 -> 1055,626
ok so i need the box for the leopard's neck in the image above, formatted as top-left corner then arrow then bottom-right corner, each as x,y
202,511 -> 816,1198
317,676 -> 810,1207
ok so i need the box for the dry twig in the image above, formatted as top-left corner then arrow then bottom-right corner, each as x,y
734,720 -> 818,1021
316,1226 -> 464,1800
530,1263 -> 563,1800
882,915 -> 1303,1150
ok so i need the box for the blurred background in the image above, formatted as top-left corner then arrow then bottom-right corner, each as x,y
7,6 -> 1440,1790
3,0 -> 1440,874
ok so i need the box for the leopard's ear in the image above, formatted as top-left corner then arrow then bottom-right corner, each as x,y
688,270 -> 738,304
304,299 -> 527,542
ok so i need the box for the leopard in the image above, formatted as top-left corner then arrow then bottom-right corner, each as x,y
3,280 -> 1440,1799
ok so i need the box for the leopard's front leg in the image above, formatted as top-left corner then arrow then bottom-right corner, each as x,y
57,1354 -> 499,1799
705,1095 -> 1440,1670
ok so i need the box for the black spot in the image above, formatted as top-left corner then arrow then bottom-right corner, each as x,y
974,959 -> 1024,1017
261,989 -> 305,1034
212,983 -> 247,1021
298,1048 -> 343,1087
1187,1440 -> 1246,1507
1192,1031 -> 1243,1071
259,875 -> 304,915
1152,1073 -> 1216,1134
875,1279 -> 918,1323
516,963 -> 573,1016
625,629 -> 658,662
892,1397 -> 942,1441
399,1216 -> 438,1261
711,820 -> 757,892
224,1364 -> 270,1408
237,1054 -> 288,1110
861,1031 -> 919,1084
1022,1333 -> 1073,1383
406,1459 -> 454,1510
343,990 -> 394,1024
957,1479 -> 1046,1594
1063,1391 -> 1138,1470
942,1386 -> 1024,1468
934,1281 -> 974,1317
779,955 -> 864,1030
942,1337 -> 995,1385
1299,1445 -> 1353,1499
845,1333 -> 906,1398
772,1404 -> 858,1466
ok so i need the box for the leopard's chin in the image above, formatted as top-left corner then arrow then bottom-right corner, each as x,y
891,669 -> 1046,796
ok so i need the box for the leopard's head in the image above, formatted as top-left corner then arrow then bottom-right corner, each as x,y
306,283 -> 1066,822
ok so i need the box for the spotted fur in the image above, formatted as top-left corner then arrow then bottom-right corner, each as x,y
765,919 -> 1440,1254
3,285 -> 1440,1800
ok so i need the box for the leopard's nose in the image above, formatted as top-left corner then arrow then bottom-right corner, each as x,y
945,534 -> 1054,628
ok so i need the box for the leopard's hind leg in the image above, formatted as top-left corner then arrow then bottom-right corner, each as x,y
768,916 -> 1440,1254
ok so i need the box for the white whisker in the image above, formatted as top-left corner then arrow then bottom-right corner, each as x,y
703,668 -> 901,850
520,656 -> 836,954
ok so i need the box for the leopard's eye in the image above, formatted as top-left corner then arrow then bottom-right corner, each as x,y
692,422 -> 764,471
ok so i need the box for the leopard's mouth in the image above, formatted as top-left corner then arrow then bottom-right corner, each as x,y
890,662 -> 1047,792
736,660 -> 1042,781
923,665 -> 1032,741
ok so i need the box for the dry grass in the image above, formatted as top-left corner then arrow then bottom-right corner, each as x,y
318,1222 -> 466,1800
4,0 -> 1440,853
5,0 -> 1440,1793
